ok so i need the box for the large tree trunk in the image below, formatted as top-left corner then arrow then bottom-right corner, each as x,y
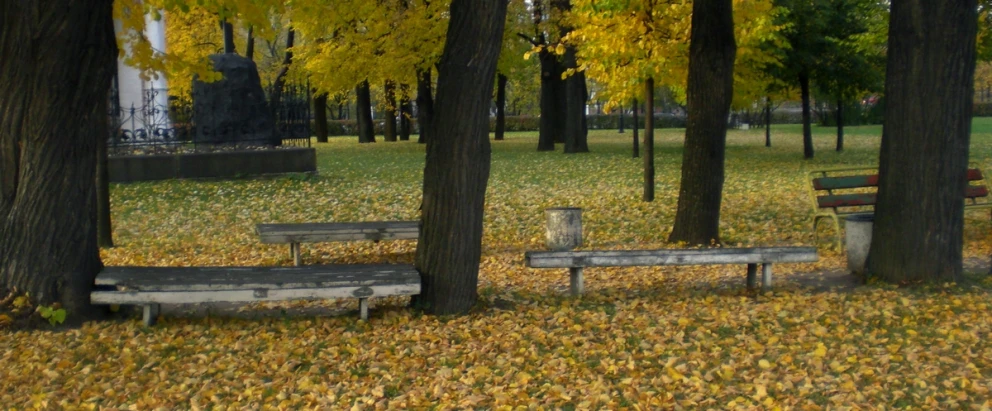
867,0 -> 976,284
495,73 -> 507,141
799,70 -> 814,159
0,1 -> 117,318
562,46 -> 589,153
643,80 -> 655,202
314,92 -> 329,143
399,84 -> 412,141
668,0 -> 736,245
835,96 -> 844,151
416,69 -> 434,144
356,80 -> 376,143
765,98 -> 772,147
97,135 -> 113,248
384,81 -> 398,142
537,50 -> 563,151
413,0 -> 507,315
632,98 -> 640,158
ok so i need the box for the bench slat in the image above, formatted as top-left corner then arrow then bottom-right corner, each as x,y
256,221 -> 418,243
812,169 -> 984,191
96,264 -> 420,292
525,247 -> 817,268
91,283 -> 421,305
818,185 -> 989,209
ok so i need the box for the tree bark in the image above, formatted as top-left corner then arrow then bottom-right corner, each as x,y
0,1 -> 117,318
495,73 -> 507,141
765,98 -> 772,147
356,80 -> 376,143
416,69 -> 434,144
835,96 -> 844,151
867,0 -> 976,284
632,98 -> 640,158
413,0 -> 507,315
562,45 -> 589,153
399,84 -> 412,141
619,104 -> 625,133
245,26 -> 255,61
97,135 -> 113,248
537,49 -> 564,151
668,0 -> 737,245
384,81 -> 398,142
799,70 -> 814,159
643,80 -> 655,202
314,92 -> 329,143
221,19 -> 236,54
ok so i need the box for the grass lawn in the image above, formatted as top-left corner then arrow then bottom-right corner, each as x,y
1,120 -> 991,409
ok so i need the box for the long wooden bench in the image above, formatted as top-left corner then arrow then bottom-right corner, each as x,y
90,265 -> 421,326
257,221 -> 419,266
525,247 -> 818,295
807,165 -> 991,248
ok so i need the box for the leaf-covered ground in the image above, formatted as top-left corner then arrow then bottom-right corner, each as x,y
2,122 -> 991,409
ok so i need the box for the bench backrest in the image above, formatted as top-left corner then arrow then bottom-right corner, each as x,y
808,166 -> 990,215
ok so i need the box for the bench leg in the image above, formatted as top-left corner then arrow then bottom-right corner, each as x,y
746,264 -> 757,290
359,298 -> 369,321
569,267 -> 584,296
290,242 -> 301,266
762,264 -> 773,289
143,304 -> 160,326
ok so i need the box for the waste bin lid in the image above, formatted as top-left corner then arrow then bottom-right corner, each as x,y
845,213 -> 874,223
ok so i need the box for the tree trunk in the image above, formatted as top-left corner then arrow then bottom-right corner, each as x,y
416,69 -> 434,144
867,0 -> 976,284
643,80 -> 655,202
356,80 -> 375,143
245,25 -> 255,61
632,98 -> 639,158
384,81 -> 398,142
800,70 -> 814,159
0,1 -> 117,318
269,28 -> 295,146
413,0 -> 507,315
537,50 -> 563,151
399,84 -> 412,141
619,105 -> 625,133
97,135 -> 113,248
222,19 -> 236,54
495,73 -> 507,141
314,92 -> 329,143
835,96 -> 844,151
563,45 -> 589,153
668,0 -> 737,245
765,98 -> 772,147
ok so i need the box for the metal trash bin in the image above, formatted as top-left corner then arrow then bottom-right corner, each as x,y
845,213 -> 873,275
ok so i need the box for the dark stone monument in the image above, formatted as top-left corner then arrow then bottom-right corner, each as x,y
192,53 -> 277,145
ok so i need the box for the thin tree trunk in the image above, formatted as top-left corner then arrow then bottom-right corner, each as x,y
632,98 -> 640,158
800,70 -> 814,159
245,25 -> 255,61
384,81 -> 398,142
765,98 -> 772,147
413,0 -> 507,315
400,84 -> 412,141
222,19 -> 236,54
668,0 -> 736,245
619,104 -> 625,133
495,73 -> 507,141
356,80 -> 375,143
97,135 -> 113,248
0,1 -> 116,318
270,28 -> 295,146
314,92 -> 329,143
643,80 -> 655,202
416,69 -> 434,144
835,96 -> 844,151
867,0 -> 976,284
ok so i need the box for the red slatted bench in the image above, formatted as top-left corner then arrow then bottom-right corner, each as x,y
807,165 -> 991,248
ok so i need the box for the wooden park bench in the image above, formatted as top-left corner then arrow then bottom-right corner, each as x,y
256,221 -> 419,266
525,247 -> 818,296
807,165 -> 991,248
90,264 -> 420,326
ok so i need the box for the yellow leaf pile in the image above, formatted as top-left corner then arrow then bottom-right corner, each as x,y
1,124 -> 990,409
